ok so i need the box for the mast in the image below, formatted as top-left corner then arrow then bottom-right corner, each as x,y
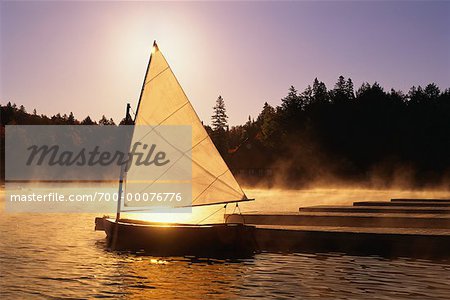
115,103 -> 132,221
134,40 -> 156,123
115,42 -> 155,221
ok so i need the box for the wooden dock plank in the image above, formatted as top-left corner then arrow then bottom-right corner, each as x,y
300,205 -> 450,214
226,212 -> 450,229
353,201 -> 450,207
391,198 -> 450,203
255,225 -> 450,236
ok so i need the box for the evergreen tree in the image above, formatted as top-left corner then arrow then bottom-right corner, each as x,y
300,85 -> 313,107
356,82 -> 371,98
389,89 -> 406,105
257,102 -> 279,148
99,115 -> 113,125
211,95 -> 228,131
2,102 -> 14,125
51,113 -> 65,125
81,116 -> 95,125
331,75 -> 348,104
281,86 -> 302,112
345,78 -> 355,100
243,115 -> 258,139
67,112 -> 76,125
312,78 -> 329,104
424,83 -> 440,101
335,75 -> 346,92
210,96 -> 229,156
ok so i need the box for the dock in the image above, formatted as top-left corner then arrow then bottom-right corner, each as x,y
225,198 -> 450,258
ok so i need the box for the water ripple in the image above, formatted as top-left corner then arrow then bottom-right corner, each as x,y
2,207 -> 450,298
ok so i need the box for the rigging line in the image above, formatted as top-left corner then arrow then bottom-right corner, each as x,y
143,66 -> 170,87
134,101 -> 189,144
129,106 -> 136,117
136,150 -> 184,194
127,105 -> 210,188
225,202 -> 246,224
134,102 -> 199,152
196,205 -> 225,225
122,171 -> 127,207
134,114 -> 243,197
236,202 -> 247,225
223,204 -> 227,222
139,125 -> 242,197
135,134 -> 211,195
236,202 -> 242,215
191,168 -> 229,204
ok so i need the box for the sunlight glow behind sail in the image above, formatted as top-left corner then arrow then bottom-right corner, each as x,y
124,42 -> 247,210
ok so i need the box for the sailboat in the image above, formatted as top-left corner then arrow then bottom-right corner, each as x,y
95,41 -> 257,257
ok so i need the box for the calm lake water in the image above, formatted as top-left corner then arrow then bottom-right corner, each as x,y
1,187 -> 450,299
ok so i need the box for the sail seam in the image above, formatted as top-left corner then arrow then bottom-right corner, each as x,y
134,127 -> 241,200
134,115 -> 242,199
191,169 -> 229,204
133,101 -> 189,145
144,66 -> 170,86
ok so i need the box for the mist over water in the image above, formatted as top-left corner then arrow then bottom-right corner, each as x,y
241,187 -> 450,211
123,186 -> 450,224
2,182 -> 450,223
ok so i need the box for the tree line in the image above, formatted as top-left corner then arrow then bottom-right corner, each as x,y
0,104 -> 125,126
1,76 -> 450,187
210,77 -> 450,188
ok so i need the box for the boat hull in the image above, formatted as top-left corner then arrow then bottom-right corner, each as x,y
98,218 -> 257,258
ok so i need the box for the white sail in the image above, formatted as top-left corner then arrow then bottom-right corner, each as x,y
124,42 -> 247,208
